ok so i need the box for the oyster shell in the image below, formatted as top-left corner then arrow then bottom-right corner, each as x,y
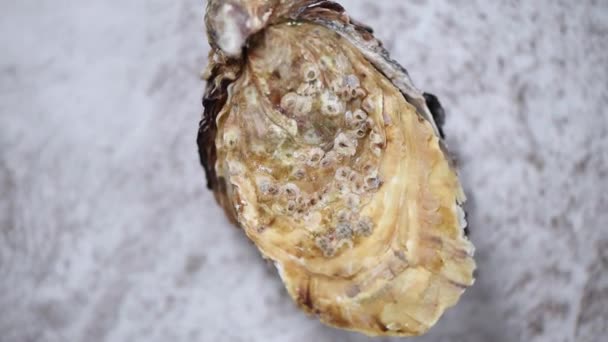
198,0 -> 475,337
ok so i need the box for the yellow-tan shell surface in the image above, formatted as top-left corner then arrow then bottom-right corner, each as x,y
199,1 -> 475,337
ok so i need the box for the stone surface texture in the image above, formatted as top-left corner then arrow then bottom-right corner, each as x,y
1,1 -> 607,341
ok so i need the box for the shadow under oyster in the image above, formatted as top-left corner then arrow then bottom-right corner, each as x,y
198,0 -> 475,337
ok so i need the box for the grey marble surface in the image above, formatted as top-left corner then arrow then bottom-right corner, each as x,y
1,1 -> 607,341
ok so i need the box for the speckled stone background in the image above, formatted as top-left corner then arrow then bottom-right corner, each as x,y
1,1 -> 607,341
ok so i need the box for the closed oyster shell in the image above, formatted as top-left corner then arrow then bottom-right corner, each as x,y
198,0 -> 475,337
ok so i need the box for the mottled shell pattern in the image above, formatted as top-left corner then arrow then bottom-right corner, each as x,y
198,0 -> 475,337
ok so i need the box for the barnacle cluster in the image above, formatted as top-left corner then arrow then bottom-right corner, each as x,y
198,0 -> 475,337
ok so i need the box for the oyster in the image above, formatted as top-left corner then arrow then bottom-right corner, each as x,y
198,0 -> 475,337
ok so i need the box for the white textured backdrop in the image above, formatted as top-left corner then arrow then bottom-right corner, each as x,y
1,1 -> 607,341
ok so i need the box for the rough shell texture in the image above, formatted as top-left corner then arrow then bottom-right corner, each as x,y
198,0 -> 475,337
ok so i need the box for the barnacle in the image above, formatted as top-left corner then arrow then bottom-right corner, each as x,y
198,0 -> 475,337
